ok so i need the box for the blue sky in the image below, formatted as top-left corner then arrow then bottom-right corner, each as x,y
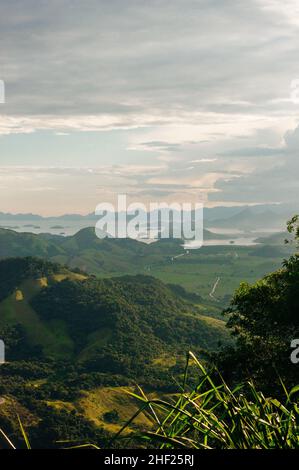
0,0 -> 299,215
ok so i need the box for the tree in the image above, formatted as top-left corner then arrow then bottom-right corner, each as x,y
286,215 -> 299,246
219,217 -> 299,392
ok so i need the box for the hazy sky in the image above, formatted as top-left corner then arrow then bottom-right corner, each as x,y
0,0 -> 299,215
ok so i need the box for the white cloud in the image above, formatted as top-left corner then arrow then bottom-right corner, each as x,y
0,0 -> 298,211
257,0 -> 299,26
191,159 -> 218,163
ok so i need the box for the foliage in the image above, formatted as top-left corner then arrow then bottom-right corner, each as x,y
121,352 -> 299,449
103,410 -> 120,424
218,257 -> 299,392
217,217 -> 299,392
0,256 -> 229,447
286,215 -> 299,247
0,257 -> 62,301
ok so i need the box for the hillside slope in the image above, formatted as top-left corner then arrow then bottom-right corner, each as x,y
0,257 -> 231,447
0,227 -> 291,304
0,257 -> 230,369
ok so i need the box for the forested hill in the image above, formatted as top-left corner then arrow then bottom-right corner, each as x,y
0,257 -> 230,373
0,256 -> 232,448
0,226 -> 230,270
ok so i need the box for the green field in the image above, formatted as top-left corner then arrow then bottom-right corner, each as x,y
140,246 -> 289,303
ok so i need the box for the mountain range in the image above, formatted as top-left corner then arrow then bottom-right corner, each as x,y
0,226 -> 232,274
206,208 -> 292,230
0,204 -> 296,228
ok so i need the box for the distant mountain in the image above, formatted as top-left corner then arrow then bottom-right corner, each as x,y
0,228 -> 65,258
0,212 -> 93,221
0,227 -> 232,275
1,203 -> 296,224
206,208 -> 290,230
254,231 -> 292,245
0,212 -> 44,221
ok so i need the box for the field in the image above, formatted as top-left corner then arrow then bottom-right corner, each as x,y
140,246 -> 290,303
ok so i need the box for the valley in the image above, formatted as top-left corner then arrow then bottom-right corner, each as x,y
0,221 -> 295,448
0,226 -> 292,306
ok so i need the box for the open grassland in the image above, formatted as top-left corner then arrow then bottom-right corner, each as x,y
147,247 -> 287,301
76,387 -> 154,435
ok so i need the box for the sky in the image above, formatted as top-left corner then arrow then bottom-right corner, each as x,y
0,0 -> 299,215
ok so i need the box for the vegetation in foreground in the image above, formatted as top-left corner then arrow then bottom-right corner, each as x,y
217,216 -> 299,394
1,352 -> 298,449
0,257 -> 230,448
118,352 -> 299,449
119,218 -> 299,449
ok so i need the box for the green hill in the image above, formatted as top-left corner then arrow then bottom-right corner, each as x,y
0,227 -> 183,274
0,257 -> 230,367
0,257 -> 232,447
0,227 -> 291,305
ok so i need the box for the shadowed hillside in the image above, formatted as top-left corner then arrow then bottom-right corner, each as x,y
0,257 -> 231,366
0,256 -> 231,447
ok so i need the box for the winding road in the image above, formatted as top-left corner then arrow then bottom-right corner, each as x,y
209,276 -> 221,301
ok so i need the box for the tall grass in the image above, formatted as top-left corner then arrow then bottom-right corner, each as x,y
116,352 -> 299,449
0,415 -> 30,450
0,426 -> 16,449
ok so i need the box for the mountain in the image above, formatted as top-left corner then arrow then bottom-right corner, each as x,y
0,212 -> 43,221
0,228 -> 65,259
0,227 -> 292,304
0,203 -> 296,223
0,226 -> 231,275
206,208 -> 289,230
0,212 -> 92,221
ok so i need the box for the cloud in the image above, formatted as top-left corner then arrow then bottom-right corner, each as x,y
1,0 -> 299,127
191,158 -> 218,163
217,146 -> 284,158
210,123 -> 299,204
257,0 -> 299,26
0,1 -> 298,211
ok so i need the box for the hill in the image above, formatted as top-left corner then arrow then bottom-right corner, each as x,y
0,226 -> 229,274
0,257 -> 230,366
0,257 -> 231,447
0,227 -> 292,305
